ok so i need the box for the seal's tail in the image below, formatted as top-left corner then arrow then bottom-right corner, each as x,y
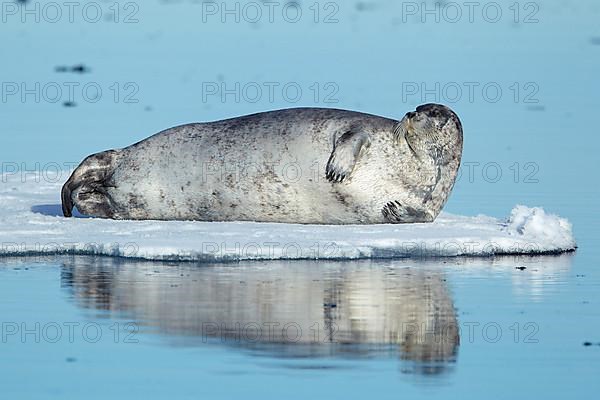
61,150 -> 119,218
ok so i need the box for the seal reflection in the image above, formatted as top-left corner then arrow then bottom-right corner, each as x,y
60,257 -> 459,375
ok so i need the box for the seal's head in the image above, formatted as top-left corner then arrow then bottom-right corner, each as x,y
395,103 -> 463,164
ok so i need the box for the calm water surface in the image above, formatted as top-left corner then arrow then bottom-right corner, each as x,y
1,245 -> 598,399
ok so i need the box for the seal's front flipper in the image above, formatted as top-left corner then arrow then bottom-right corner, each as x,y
382,201 -> 434,224
326,129 -> 371,183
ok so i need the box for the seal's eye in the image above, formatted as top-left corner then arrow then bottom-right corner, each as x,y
413,112 -> 424,122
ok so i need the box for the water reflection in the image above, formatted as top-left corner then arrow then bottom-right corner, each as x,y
60,257 -> 459,374
58,254 -> 573,376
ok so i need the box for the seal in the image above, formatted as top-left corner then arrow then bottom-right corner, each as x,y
62,104 -> 463,224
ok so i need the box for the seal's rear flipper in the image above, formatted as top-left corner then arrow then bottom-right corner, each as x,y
325,129 -> 371,183
61,150 -> 119,218
61,181 -> 74,217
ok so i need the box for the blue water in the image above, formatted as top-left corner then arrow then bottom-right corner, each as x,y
2,253 -> 599,399
1,0 -> 599,398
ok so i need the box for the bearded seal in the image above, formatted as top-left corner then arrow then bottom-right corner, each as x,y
62,104 -> 463,224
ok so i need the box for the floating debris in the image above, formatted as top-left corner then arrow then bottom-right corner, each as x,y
55,64 -> 91,74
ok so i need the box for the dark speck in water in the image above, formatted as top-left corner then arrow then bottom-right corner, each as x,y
515,266 -> 527,271
55,64 -> 91,74
355,2 -> 377,12
526,105 -> 546,112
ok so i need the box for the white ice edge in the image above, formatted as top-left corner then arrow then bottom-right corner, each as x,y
0,172 -> 576,262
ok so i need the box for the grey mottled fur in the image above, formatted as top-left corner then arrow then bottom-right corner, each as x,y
62,105 -> 463,224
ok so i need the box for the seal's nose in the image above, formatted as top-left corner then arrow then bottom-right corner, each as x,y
406,111 -> 416,119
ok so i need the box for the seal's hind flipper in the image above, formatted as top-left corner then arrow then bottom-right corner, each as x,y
325,129 -> 370,183
62,150 -> 120,218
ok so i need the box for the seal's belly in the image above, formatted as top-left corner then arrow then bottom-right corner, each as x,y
113,133 -> 432,223
111,129 -> 394,223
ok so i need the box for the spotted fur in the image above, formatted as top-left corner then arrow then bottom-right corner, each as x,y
62,106 -> 463,224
